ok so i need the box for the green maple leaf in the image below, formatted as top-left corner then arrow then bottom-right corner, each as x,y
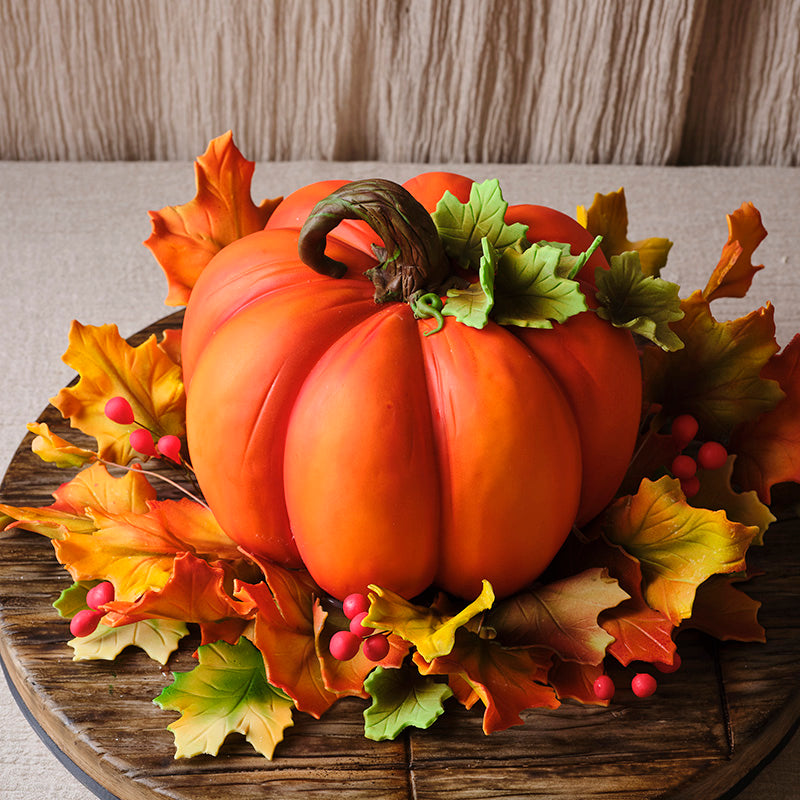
594,251 -> 684,350
432,178 -> 528,269
70,618 -> 189,665
154,637 -> 294,759
442,238 -> 497,328
54,580 -> 99,619
492,242 -> 588,328
363,666 -> 452,741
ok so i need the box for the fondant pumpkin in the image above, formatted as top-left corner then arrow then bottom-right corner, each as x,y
181,173 -> 641,601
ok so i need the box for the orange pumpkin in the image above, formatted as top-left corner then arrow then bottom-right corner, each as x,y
181,173 -> 641,601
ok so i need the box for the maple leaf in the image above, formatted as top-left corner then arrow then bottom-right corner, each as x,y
364,580 -> 495,662
26,422 -> 96,468
576,187 -> 672,277
103,552 -> 256,646
144,131 -> 282,306
53,498 -> 243,603
235,558 -> 339,719
432,178 -> 528,269
51,322 -> 185,465
154,637 -> 294,759
690,455 -> 775,544
731,335 -> 800,503
548,659 -> 606,705
414,629 -> 558,734
703,202 -> 767,302
641,292 -> 783,440
603,476 -> 760,625
363,666 -> 452,740
0,462 -> 156,539
681,574 -> 765,643
70,618 -> 189,664
488,568 -> 629,665
594,251 -> 684,350
442,237 -> 497,328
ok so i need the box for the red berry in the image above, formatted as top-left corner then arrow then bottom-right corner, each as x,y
670,454 -> 697,480
157,434 -> 182,463
362,634 -> 390,662
70,608 -> 103,638
86,581 -> 115,610
349,611 -> 373,638
342,592 -> 370,620
130,428 -> 157,456
631,673 -> 657,698
671,414 -> 698,447
593,674 -> 615,701
697,441 -> 728,471
329,630 -> 361,661
655,653 -> 682,674
105,396 -> 134,425
681,476 -> 700,497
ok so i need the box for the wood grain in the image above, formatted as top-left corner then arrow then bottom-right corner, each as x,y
1,314 -> 799,800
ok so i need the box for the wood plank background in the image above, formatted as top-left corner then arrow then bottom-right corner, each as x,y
1,315 -> 799,800
1,0 -> 799,165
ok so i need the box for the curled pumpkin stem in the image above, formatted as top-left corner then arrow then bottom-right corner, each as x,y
410,292 -> 446,336
297,179 -> 451,304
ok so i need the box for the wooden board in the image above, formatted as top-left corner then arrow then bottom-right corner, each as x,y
1,314 -> 799,800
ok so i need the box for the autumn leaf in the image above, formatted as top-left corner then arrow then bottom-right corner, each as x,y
70,618 -> 189,664
414,629 -> 558,734
703,202 -> 767,302
103,551 -> 255,646
53,498 -> 243,603
235,558 -> 339,719
690,456 -> 775,544
26,422 -> 96,469
363,666 -> 452,740
731,335 -> 800,503
145,131 -> 282,306
52,321 -> 185,465
548,659 -> 606,705
576,187 -> 672,277
681,574 -> 765,643
641,292 -> 783,440
364,580 -> 495,662
488,568 -> 629,665
0,462 -> 156,539
154,637 -> 294,760
603,476 -> 760,625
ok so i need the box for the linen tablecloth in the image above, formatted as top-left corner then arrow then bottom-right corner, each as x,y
1,161 -> 798,799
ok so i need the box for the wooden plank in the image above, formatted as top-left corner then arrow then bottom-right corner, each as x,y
1,314 -> 799,799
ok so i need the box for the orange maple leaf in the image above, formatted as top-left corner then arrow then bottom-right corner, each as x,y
144,131 -> 282,306
681,573 -> 765,643
103,551 -> 256,645
576,187 -> 672,277
548,658 -> 606,705
52,321 -> 185,465
703,202 -> 767,302
731,335 -> 800,503
414,629 -> 559,734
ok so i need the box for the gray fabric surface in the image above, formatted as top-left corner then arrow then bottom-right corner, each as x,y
2,0 -> 799,165
0,161 -> 798,798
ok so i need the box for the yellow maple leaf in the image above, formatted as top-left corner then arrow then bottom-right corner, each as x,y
364,580 -> 494,662
51,321 -> 185,464
577,187 -> 672,277
27,422 -> 97,468
604,476 -> 760,625
144,131 -> 282,306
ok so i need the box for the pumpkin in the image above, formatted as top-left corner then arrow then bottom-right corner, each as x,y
181,173 -> 642,601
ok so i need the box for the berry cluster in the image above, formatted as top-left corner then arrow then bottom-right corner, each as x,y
328,592 -> 390,662
69,581 -> 115,638
593,653 -> 682,702
104,396 -> 182,463
668,414 -> 728,497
